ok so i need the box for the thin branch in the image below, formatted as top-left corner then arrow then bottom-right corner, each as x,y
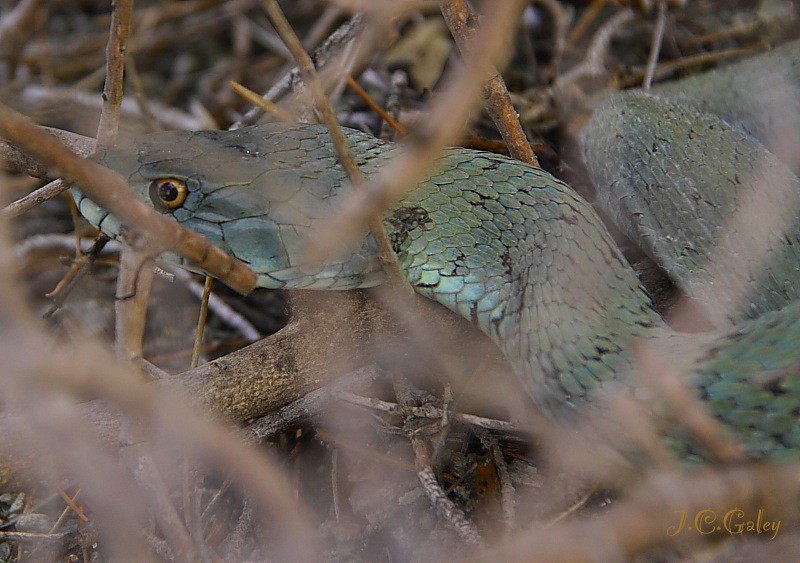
532,0 -> 572,80
474,427 -> 516,534
229,80 -> 296,123
0,127 -> 94,180
2,179 -> 71,218
393,375 -> 484,546
165,265 -> 261,341
124,447 -> 200,561
96,0 -> 133,146
190,276 -> 214,369
344,72 -> 406,135
336,391 -> 519,433
97,0 -> 140,368
566,0 -> 608,46
620,46 -> 759,88
642,0 -> 667,89
554,8 -> 635,89
42,234 -> 111,319
51,484 -> 90,523
114,247 -> 154,372
232,14 -> 367,129
441,0 -> 539,167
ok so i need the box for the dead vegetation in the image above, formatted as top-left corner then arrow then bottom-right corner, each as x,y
0,0 -> 799,560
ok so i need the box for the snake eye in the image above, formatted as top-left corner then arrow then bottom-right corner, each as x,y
149,178 -> 188,212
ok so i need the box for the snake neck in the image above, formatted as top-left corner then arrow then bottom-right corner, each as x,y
388,151 -> 800,460
388,160 -> 800,461
386,148 -> 667,412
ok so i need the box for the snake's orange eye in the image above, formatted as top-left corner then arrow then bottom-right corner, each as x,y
149,178 -> 188,212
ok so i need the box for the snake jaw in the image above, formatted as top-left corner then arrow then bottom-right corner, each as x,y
71,187 -> 123,239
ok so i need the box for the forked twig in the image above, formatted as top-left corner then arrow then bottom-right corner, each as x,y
393,375 -> 484,546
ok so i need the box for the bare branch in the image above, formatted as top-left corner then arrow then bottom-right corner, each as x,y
441,0 -> 539,166
96,0 -> 134,145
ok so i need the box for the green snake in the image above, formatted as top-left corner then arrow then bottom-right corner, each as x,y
73,41 -> 800,462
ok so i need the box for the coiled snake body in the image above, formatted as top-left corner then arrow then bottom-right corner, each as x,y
75,42 -> 800,462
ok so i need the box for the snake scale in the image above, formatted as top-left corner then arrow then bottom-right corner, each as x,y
74,41 -> 800,462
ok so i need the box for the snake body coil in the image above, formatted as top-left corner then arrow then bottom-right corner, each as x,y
74,42 -> 800,462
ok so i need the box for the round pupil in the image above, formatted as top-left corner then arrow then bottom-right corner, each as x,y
158,182 -> 179,201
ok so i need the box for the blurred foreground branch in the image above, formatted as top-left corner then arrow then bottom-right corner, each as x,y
491,465 -> 800,561
0,224 -> 318,558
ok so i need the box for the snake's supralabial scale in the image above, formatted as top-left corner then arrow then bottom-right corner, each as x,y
74,40 -> 800,463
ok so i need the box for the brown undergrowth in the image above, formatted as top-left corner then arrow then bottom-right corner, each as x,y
0,0 -> 798,560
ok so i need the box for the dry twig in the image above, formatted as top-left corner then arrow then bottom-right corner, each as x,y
393,375 -> 485,546
336,391 -> 519,433
441,0 -> 539,167
642,0 -> 667,88
96,0 -> 133,146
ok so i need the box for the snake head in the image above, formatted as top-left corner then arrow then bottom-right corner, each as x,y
76,124 -> 388,290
